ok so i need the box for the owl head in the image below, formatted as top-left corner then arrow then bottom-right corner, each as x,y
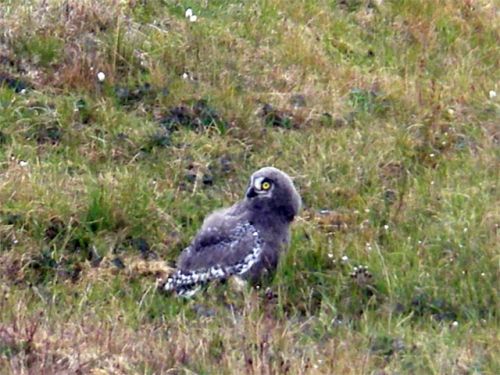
245,167 -> 301,221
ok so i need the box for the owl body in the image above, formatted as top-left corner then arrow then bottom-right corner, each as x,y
163,167 -> 301,296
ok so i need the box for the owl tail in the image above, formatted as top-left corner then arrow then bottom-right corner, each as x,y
161,266 -> 227,298
161,236 -> 263,297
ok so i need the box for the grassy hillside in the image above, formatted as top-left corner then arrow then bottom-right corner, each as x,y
0,0 -> 498,373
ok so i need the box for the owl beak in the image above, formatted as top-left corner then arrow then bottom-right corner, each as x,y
246,186 -> 258,198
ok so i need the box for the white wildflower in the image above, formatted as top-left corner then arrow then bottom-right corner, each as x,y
489,90 -> 497,99
189,15 -> 198,22
97,72 -> 106,82
19,160 -> 28,167
185,8 -> 193,18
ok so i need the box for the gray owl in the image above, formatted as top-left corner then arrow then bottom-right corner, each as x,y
163,167 -> 301,297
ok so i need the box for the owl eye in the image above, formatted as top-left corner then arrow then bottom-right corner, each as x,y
262,181 -> 271,190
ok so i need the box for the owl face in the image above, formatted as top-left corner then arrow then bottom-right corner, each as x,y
245,167 -> 301,221
246,175 -> 275,198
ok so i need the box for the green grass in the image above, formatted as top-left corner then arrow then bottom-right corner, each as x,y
0,0 -> 499,373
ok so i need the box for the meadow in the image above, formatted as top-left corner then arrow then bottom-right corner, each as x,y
0,0 -> 498,373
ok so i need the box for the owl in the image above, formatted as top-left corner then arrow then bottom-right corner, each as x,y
162,167 -> 301,297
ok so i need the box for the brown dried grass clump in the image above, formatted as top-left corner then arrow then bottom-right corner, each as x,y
0,1 -> 144,90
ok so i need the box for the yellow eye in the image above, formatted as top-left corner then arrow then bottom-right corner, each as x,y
262,181 -> 271,190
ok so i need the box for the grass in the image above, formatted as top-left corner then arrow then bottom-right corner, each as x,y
0,0 -> 499,373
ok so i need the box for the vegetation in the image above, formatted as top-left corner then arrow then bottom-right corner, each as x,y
0,0 -> 498,373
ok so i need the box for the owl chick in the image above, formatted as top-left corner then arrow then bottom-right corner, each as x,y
163,167 -> 301,297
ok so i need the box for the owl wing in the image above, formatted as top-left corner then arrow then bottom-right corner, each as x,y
163,222 -> 263,297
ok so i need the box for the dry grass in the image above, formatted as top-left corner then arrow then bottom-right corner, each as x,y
3,294 -> 497,375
